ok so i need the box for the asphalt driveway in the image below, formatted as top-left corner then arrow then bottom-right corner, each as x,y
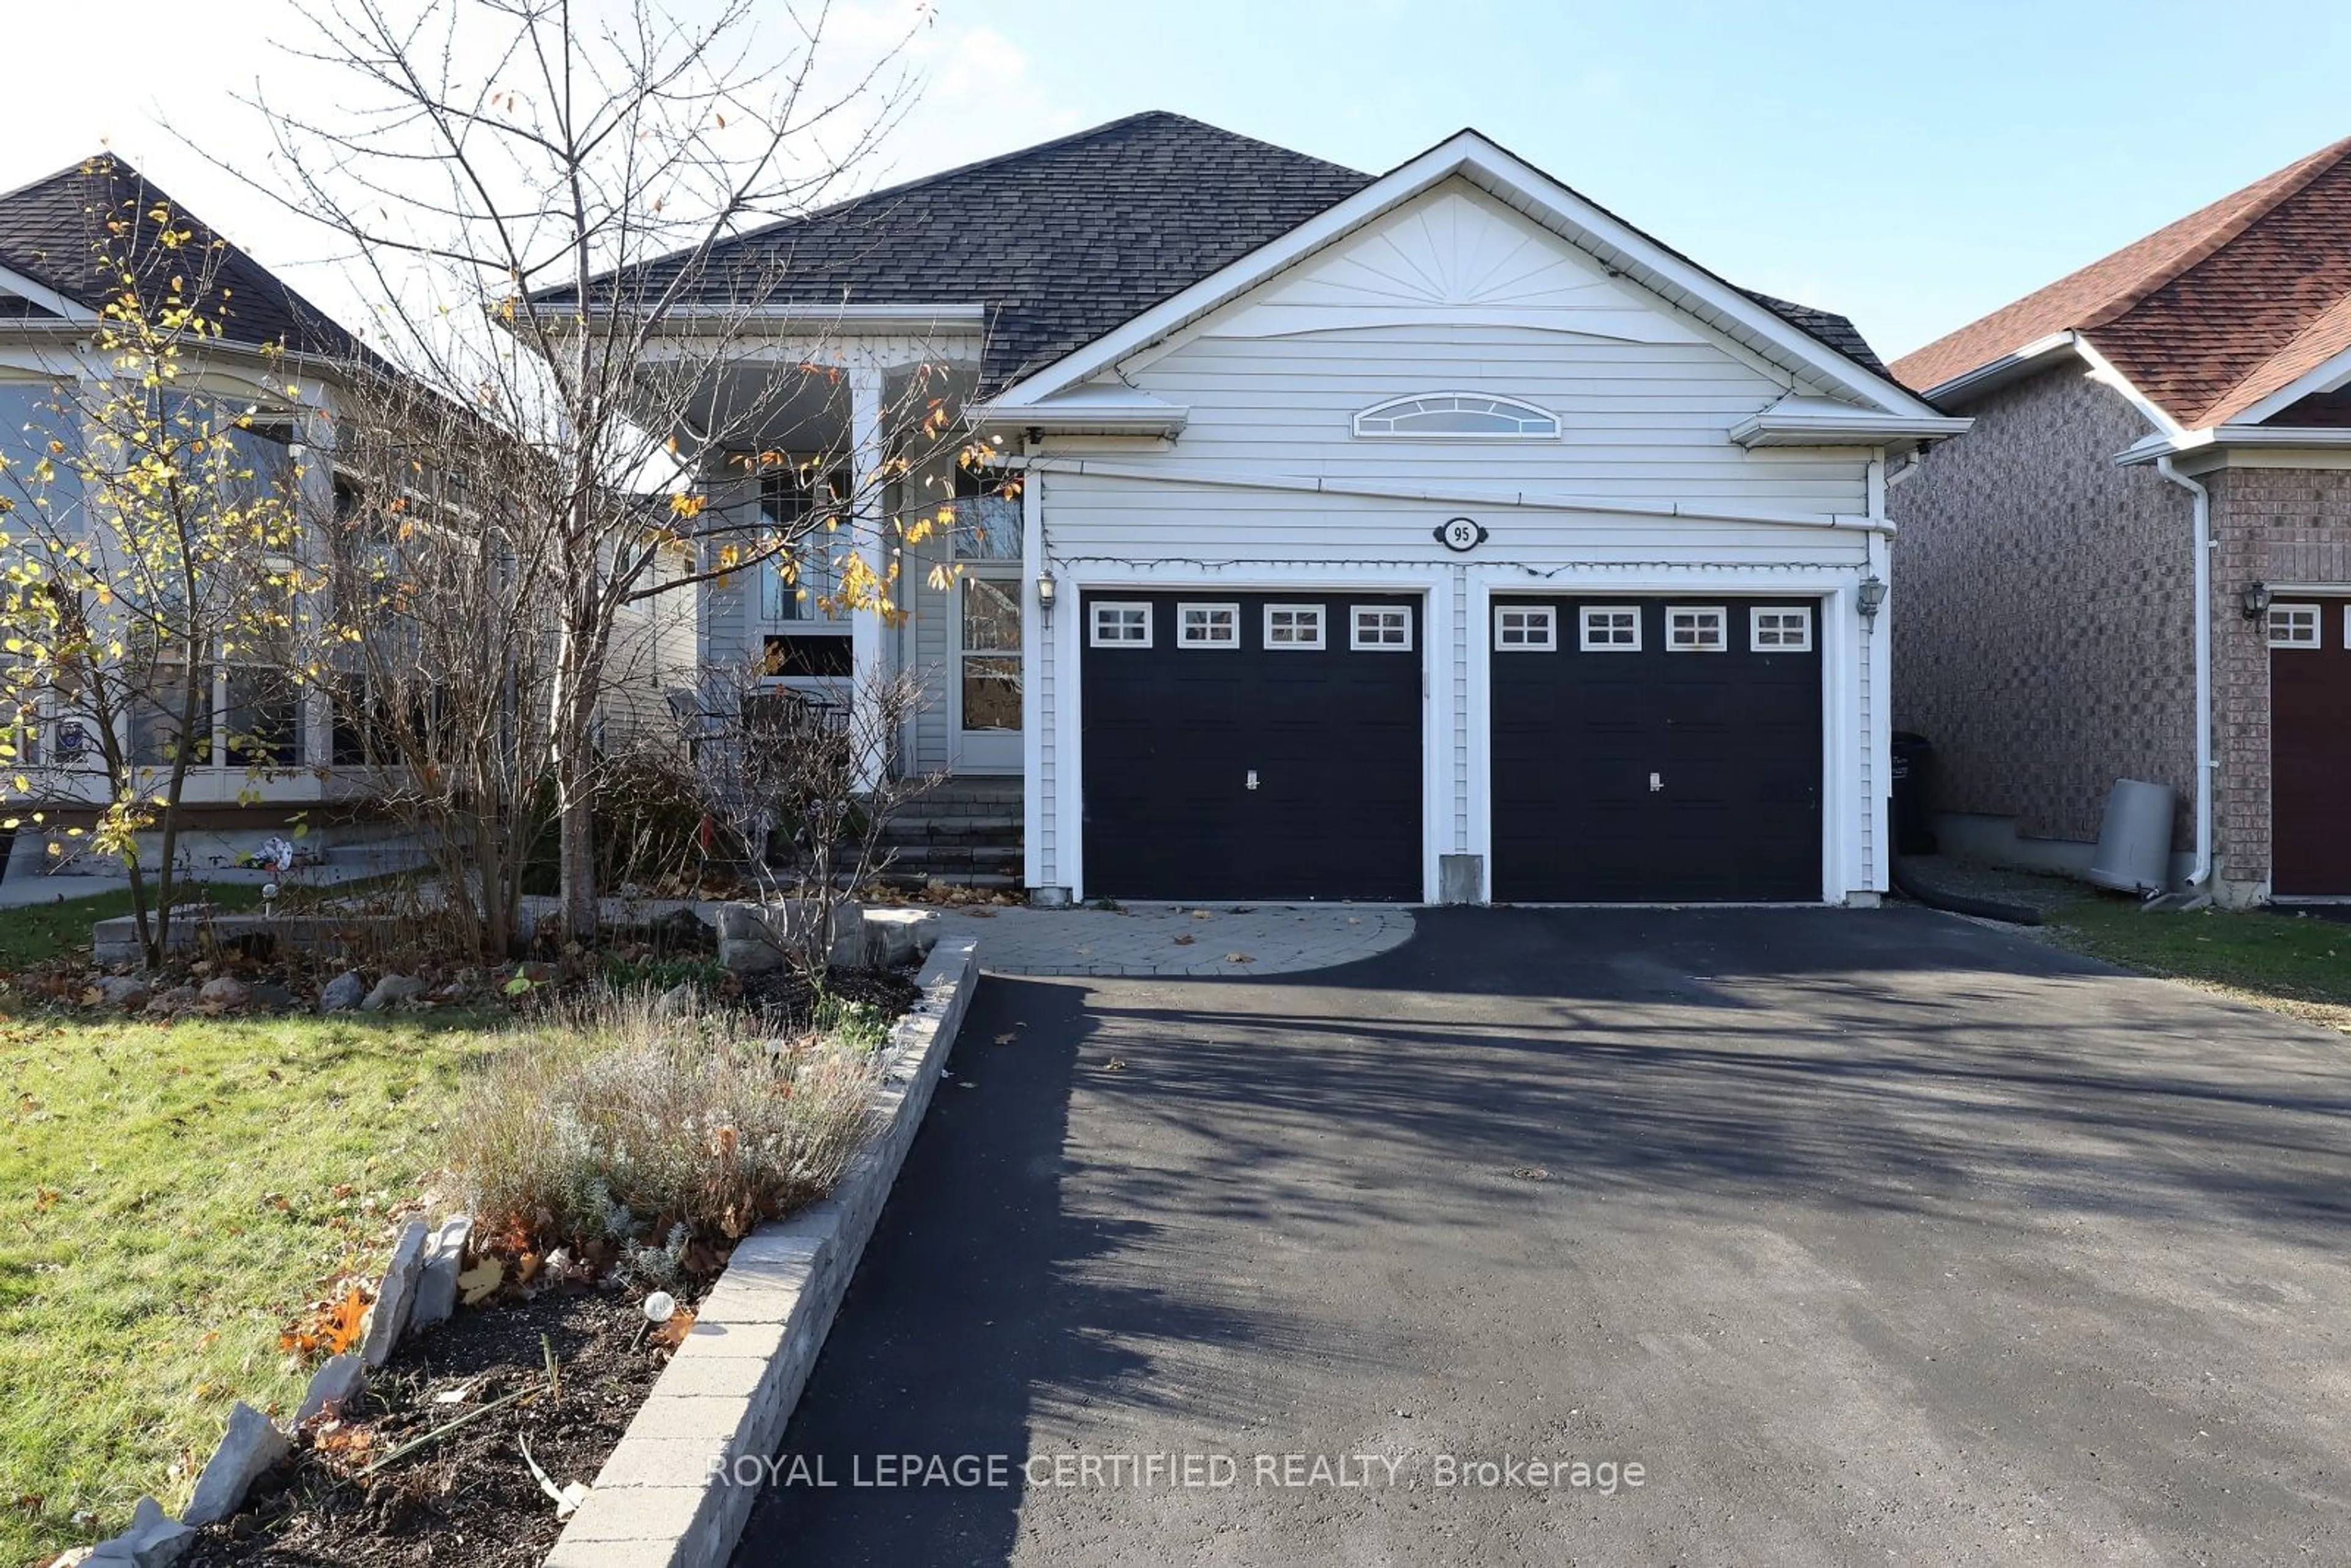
733,907 -> 2351,1566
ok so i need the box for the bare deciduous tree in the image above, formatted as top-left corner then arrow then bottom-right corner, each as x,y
246,0 -> 968,939
684,656 -> 936,980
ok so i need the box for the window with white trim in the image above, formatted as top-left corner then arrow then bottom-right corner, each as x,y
1494,605 -> 1556,651
1090,602 -> 1151,647
1666,606 -> 1727,652
1178,602 -> 1240,648
1264,604 -> 1325,649
1750,606 -> 1813,651
2270,602 -> 2322,648
1578,606 -> 1640,651
1351,606 -> 1412,651
1352,392 -> 1561,440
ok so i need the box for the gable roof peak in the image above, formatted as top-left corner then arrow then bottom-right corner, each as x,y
0,151 -> 363,362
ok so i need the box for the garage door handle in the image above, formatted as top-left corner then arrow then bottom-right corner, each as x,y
1246,770 -> 1259,791
1649,772 -> 1663,793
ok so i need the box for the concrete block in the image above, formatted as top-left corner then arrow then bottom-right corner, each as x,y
182,1403 -> 289,1527
412,1215 -> 471,1328
361,1220 -> 429,1367
1439,853 -> 1484,904
293,1354 -> 366,1425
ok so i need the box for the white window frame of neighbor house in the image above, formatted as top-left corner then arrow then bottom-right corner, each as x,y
1089,601 -> 1152,648
1264,603 -> 1325,649
1579,605 -> 1641,652
1177,602 -> 1241,648
1351,605 -> 1413,651
1750,606 -> 1814,652
1666,605 -> 1728,653
2269,602 -> 2322,648
1352,391 -> 1561,440
1494,604 -> 1556,651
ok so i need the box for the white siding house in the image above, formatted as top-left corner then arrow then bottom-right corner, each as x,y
639,114 -> 1963,905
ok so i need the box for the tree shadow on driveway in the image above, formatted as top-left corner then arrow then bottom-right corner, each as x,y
735,905 -> 2351,1567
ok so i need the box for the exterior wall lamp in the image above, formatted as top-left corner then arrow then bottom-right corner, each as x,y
1856,576 -> 1888,619
1035,571 -> 1057,609
2240,581 -> 2271,620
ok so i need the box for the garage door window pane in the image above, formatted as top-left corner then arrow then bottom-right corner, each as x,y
1667,606 -> 1726,652
1179,604 -> 1239,647
1495,606 -> 1555,650
1351,607 -> 1412,651
1265,604 -> 1324,648
1578,607 -> 1640,651
1090,603 -> 1151,647
2270,604 -> 2321,648
1750,607 -> 1812,651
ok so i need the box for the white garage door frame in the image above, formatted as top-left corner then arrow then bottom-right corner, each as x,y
1463,567 -> 1874,906
1046,561 -> 1455,905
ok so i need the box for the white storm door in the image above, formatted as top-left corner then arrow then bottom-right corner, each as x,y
951,570 -> 1023,773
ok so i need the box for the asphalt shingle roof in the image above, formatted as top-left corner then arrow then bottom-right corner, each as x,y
0,155 -> 361,361
561,111 -> 1889,391
1892,137 -> 2351,427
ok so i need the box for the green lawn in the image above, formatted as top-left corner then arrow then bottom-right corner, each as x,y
0,994 -> 497,1562
0,882 -> 269,972
2047,897 -> 2351,1018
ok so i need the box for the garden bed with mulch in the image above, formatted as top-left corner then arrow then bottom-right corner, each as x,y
184,1282 -> 697,1568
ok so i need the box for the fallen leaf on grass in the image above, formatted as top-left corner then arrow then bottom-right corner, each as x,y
280,1283 -> 370,1359
457,1257 -> 504,1305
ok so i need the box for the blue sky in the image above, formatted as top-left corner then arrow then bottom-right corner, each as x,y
943,0 -> 2351,362
9,1 -> 2346,367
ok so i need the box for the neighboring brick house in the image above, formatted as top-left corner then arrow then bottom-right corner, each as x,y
1890,136 -> 2351,907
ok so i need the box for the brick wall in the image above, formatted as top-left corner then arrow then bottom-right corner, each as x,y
1889,364 -> 2195,844
2207,464 -> 2351,903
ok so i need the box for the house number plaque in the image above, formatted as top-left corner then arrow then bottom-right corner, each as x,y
1436,517 -> 1488,553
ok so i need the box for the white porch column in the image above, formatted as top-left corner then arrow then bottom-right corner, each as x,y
847,359 -> 887,791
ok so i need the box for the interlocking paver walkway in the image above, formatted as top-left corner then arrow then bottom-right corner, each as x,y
931,901 -> 1414,977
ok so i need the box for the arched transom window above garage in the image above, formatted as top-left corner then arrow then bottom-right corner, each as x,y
1352,391 -> 1561,440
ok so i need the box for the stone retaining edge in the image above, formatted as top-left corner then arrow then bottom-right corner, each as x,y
541,935 -> 982,1568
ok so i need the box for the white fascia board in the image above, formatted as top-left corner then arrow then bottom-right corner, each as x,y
988,130 -> 1935,421
2115,423 -> 2351,467
1913,332 -> 2081,407
0,265 -> 95,324
1730,397 -> 1972,448
2229,340 -> 2351,426
552,301 -> 988,336
972,386 -> 1189,438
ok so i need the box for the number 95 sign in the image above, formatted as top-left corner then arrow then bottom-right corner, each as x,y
1435,516 -> 1488,553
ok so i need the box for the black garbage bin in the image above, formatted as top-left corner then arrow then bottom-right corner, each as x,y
1889,731 -> 1938,857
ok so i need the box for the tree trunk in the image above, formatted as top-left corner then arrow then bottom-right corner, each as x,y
557,773 -> 596,942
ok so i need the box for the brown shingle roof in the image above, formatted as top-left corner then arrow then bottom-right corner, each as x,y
1892,137 -> 2351,427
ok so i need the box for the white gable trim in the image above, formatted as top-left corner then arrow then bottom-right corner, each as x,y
2231,340 -> 2351,427
983,130 -> 1940,422
0,264 -> 96,324
1731,395 -> 1970,448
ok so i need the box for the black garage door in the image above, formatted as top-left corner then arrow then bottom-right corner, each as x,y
1490,596 -> 1822,902
1081,591 -> 1421,900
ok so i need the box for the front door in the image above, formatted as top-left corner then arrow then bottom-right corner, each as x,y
2270,596 -> 2351,896
952,571 -> 1022,773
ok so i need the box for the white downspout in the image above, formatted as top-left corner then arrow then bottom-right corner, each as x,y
2156,455 -> 2213,896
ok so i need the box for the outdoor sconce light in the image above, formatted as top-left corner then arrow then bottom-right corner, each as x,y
1035,571 -> 1057,609
1856,576 -> 1888,619
2241,581 -> 2272,620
